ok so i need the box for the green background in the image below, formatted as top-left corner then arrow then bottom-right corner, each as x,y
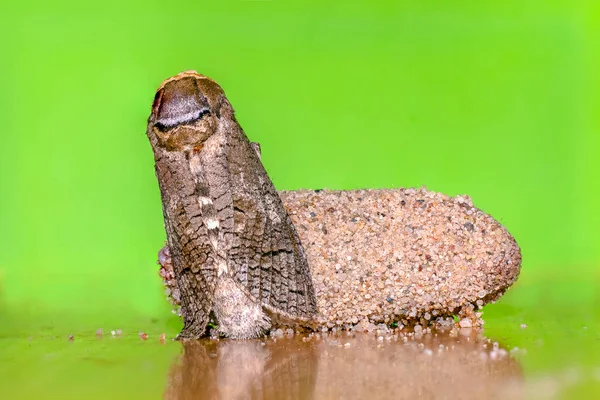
0,1 -> 599,399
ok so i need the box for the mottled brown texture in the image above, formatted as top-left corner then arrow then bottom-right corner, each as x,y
280,187 -> 521,329
159,186 -> 522,331
150,71 -> 522,336
147,71 -> 317,339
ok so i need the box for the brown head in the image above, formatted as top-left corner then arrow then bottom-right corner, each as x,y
147,71 -> 232,152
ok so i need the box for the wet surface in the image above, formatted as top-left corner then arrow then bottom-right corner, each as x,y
2,272 -> 599,399
165,330 -> 523,400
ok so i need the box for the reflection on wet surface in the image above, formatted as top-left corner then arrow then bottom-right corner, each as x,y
164,330 -> 523,400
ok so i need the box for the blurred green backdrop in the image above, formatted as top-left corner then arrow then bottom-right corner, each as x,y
2,1 -> 600,399
0,0 -> 598,322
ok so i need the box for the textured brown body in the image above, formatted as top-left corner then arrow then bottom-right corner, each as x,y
159,187 -> 522,331
147,71 -> 317,339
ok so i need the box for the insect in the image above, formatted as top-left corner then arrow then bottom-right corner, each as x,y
146,71 -> 317,339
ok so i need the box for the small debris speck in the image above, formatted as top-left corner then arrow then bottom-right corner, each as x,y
271,328 -> 284,338
459,318 -> 473,328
